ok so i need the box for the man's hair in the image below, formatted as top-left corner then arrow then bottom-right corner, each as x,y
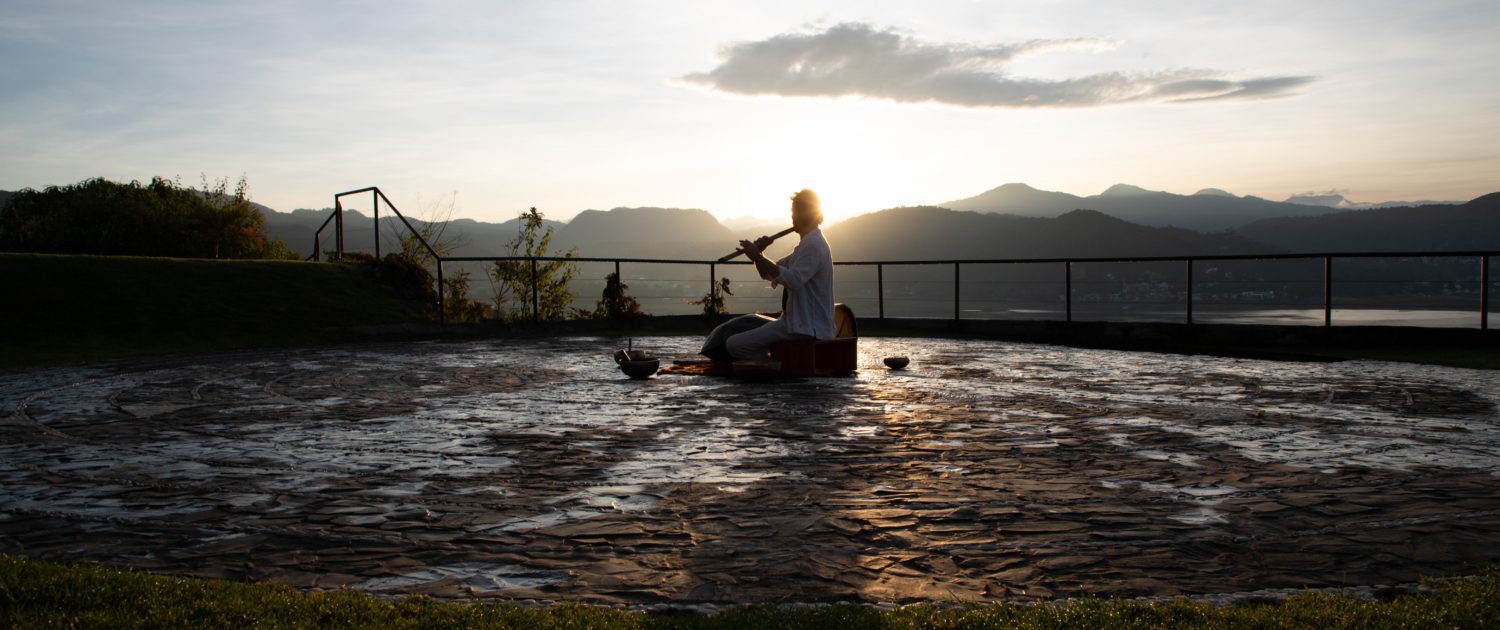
791,189 -> 822,225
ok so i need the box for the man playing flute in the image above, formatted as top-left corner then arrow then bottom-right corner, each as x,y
700,189 -> 835,361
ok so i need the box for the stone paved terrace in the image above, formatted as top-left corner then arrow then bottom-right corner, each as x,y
2,336 -> 1499,606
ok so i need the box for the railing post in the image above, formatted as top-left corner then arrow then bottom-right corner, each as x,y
1482,254 -> 1490,331
1185,259 -> 1194,325
531,258 -> 539,322
313,233 -> 321,262
1065,261 -> 1073,323
1323,256 -> 1333,327
334,198 -> 344,260
437,260 -> 446,326
372,190 -> 380,260
954,262 -> 961,321
877,263 -> 885,319
708,262 -> 716,313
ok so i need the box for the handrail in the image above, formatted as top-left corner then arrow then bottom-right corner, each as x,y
431,251 -> 1498,331
374,188 -> 439,262
314,186 -> 440,262
837,251 -> 1500,265
315,187 -> 1496,331
312,186 -> 446,323
443,250 -> 1499,265
304,211 -> 339,261
443,256 -> 747,264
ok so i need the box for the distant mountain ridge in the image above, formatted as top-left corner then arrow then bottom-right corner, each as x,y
552,207 -> 732,258
261,206 -> 731,259
825,206 -> 1267,261
7,183 -> 1496,262
262,208 -> 566,258
940,183 -> 1357,231
1235,193 -> 1500,253
1283,191 -> 1462,209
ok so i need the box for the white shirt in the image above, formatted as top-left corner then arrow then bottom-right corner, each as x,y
771,228 -> 835,340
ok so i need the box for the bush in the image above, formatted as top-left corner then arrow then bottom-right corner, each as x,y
689,277 -> 733,316
337,252 -> 438,316
443,268 -> 490,322
591,272 -> 646,320
0,176 -> 297,260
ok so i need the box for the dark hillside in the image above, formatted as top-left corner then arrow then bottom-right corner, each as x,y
263,209 -> 565,259
1,254 -> 430,368
826,206 -> 1268,261
272,206 -> 739,260
941,182 -> 1343,231
1235,193 -> 1500,253
554,207 -> 733,258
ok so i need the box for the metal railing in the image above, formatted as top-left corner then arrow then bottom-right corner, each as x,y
312,187 -> 437,264
314,187 -> 1494,330
838,253 -> 1492,329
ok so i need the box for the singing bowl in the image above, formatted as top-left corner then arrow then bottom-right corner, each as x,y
614,350 -> 654,364
733,359 -> 781,381
619,358 -> 660,379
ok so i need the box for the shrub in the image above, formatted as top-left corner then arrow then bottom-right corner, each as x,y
0,175 -> 296,260
592,271 -> 646,320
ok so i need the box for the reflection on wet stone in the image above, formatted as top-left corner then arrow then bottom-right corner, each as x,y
2,337 -> 1499,605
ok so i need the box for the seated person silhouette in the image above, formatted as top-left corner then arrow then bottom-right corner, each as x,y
700,189 -> 834,362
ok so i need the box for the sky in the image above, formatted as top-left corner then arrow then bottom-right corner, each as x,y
3,0 -> 1499,225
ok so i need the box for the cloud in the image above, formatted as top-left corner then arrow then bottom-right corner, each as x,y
1284,189 -> 1351,207
681,23 -> 1314,108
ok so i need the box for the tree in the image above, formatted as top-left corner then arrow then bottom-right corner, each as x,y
196,175 -> 265,259
491,207 -> 578,321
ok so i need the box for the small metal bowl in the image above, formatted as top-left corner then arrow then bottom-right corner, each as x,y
733,359 -> 781,381
614,350 -> 653,364
883,356 -> 910,370
619,358 -> 660,379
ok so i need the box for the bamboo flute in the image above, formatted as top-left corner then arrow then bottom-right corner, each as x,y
717,226 -> 796,262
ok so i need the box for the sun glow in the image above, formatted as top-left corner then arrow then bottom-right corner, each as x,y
713,102 -> 944,226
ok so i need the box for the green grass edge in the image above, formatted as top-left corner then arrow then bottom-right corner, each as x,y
3,555 -> 1497,629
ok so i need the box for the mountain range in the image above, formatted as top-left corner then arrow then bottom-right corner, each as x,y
1235,193 -> 1500,253
5,183 -> 1496,261
261,183 -> 1497,261
941,182 -> 1467,231
824,207 -> 1267,261
943,183 -> 1377,232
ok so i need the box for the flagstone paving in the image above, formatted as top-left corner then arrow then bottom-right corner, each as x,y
2,336 -> 1498,606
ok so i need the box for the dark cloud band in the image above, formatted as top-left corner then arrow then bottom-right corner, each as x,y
681,23 -> 1313,108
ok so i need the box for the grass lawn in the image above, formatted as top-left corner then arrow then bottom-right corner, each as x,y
1,555 -> 1497,629
1,253 -> 431,370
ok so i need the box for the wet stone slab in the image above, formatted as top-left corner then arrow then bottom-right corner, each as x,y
2,337 -> 1499,605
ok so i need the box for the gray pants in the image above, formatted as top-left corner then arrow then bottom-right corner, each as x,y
702,313 -> 807,362
726,316 -> 811,360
